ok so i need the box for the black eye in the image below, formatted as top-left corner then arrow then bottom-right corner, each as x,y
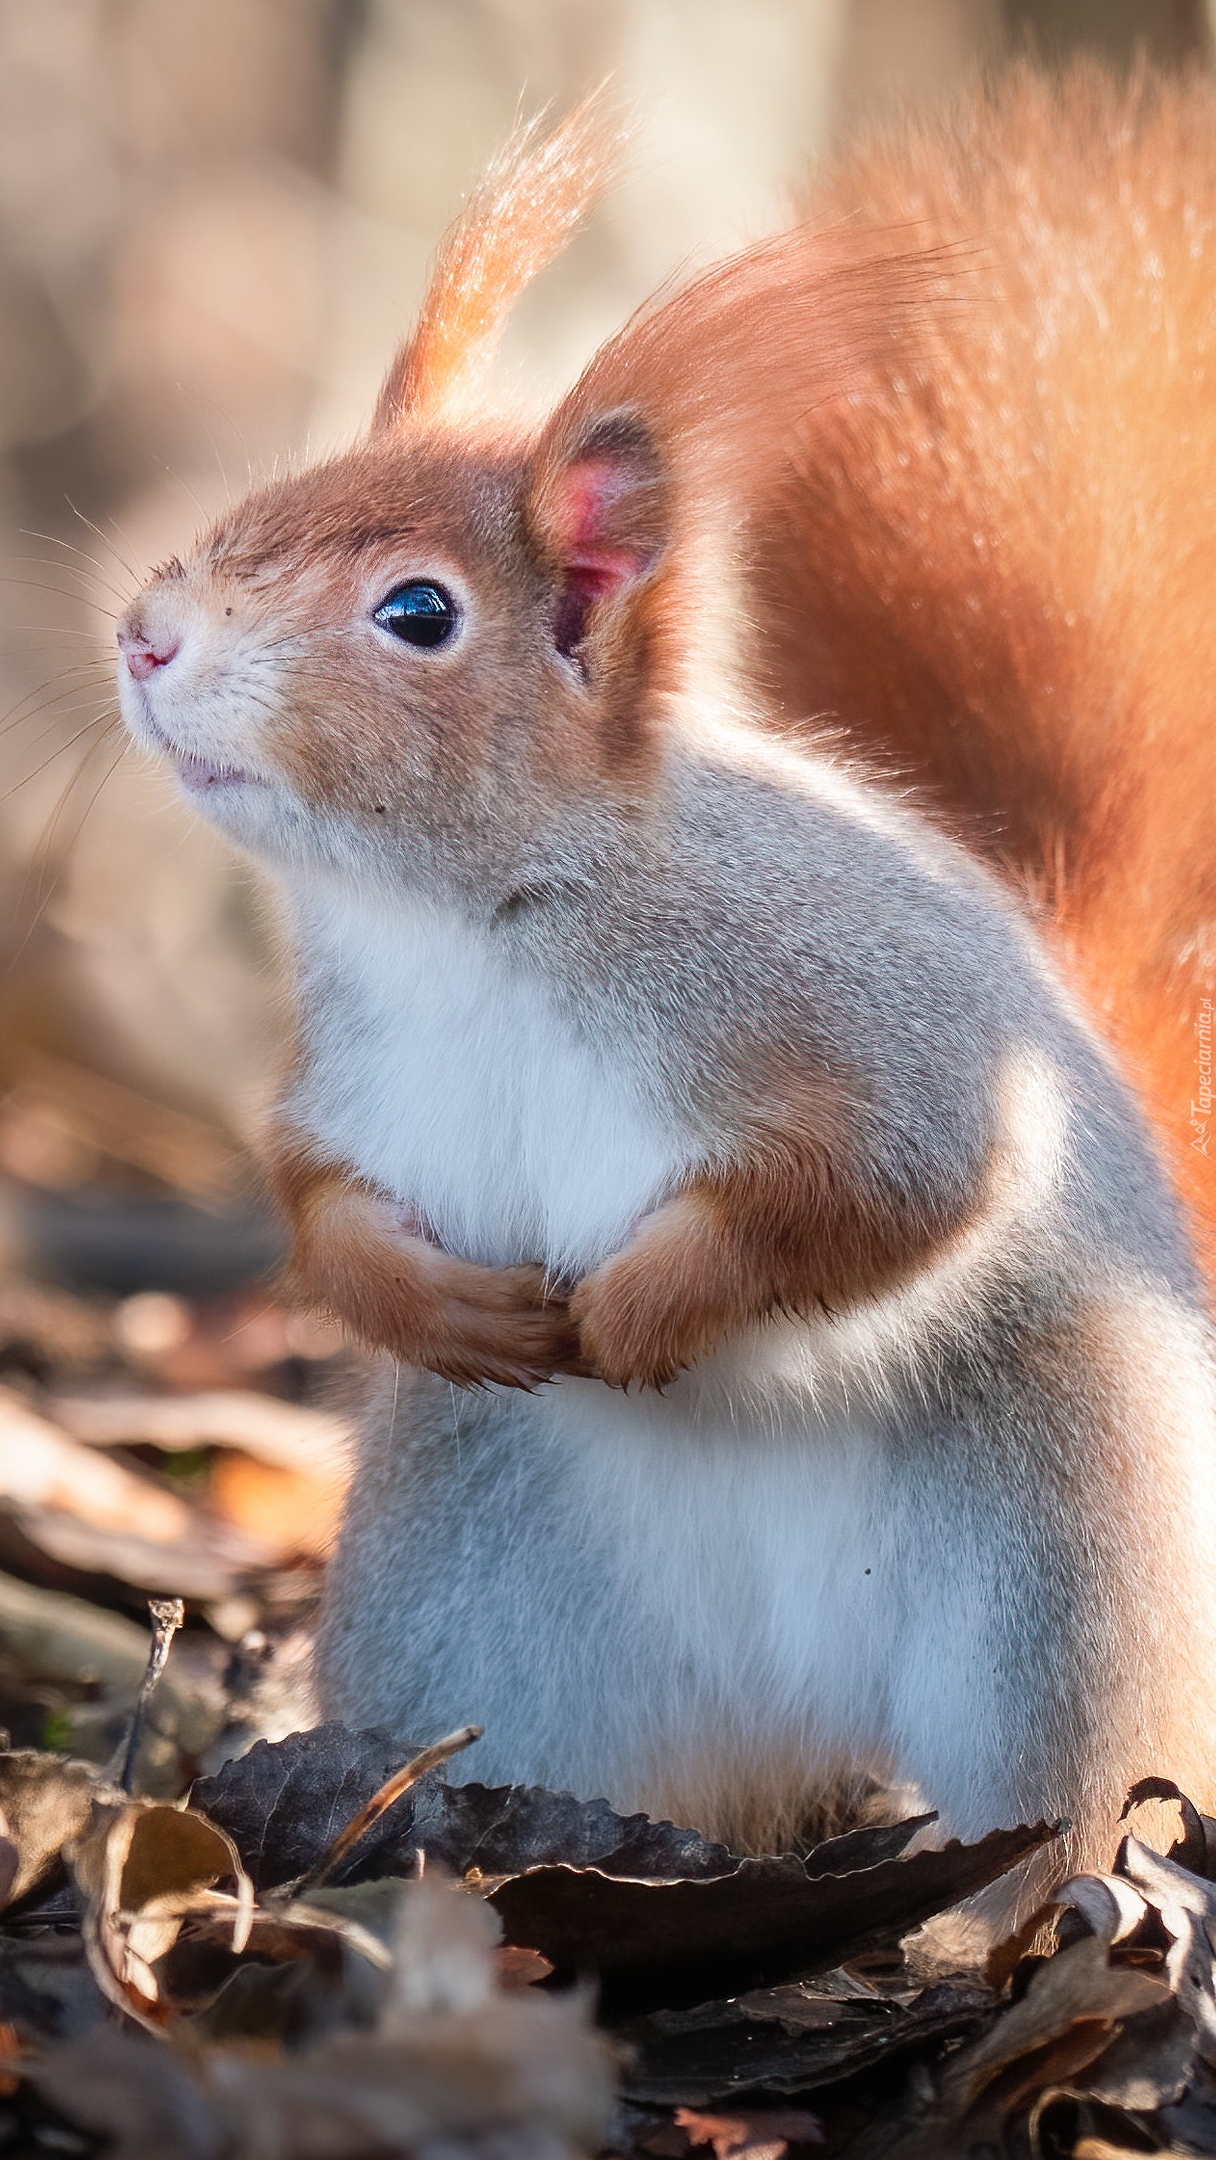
373,580 -> 459,649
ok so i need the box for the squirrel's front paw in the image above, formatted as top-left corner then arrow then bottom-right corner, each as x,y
571,1190 -> 760,1388
284,1178 -> 584,1389
418,1259 -> 586,1391
569,1225 -> 697,1392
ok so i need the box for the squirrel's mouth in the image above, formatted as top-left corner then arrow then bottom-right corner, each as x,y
174,750 -> 261,794
133,712 -> 265,795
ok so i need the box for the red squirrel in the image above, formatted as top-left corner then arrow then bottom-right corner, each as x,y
114,91 -> 1216,1904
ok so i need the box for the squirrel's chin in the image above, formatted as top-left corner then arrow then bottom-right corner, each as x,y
175,752 -> 261,794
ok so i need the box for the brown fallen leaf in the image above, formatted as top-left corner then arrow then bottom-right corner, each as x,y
192,1724 -> 743,1892
1117,1836 -> 1216,2071
1121,1776 -> 1216,1882
207,1455 -> 342,1557
0,1568 -> 156,1696
617,1980 -> 992,2108
68,1795 -> 252,2028
49,1389 -> 349,1559
0,1385 -> 192,1544
291,1724 -> 481,1894
49,1388 -> 349,1476
937,1936 -> 1169,2117
0,1750 -> 110,1910
489,1821 -> 1059,2013
192,1724 -> 1056,2015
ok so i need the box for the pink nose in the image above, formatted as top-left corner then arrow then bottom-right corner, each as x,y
120,631 -> 179,681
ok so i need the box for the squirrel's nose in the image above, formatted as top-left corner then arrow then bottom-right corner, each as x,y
119,626 -> 180,682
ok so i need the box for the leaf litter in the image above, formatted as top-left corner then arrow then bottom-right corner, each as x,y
0,1637 -> 1213,2160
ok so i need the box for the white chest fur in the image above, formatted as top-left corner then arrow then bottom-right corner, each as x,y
289,885 -> 688,1276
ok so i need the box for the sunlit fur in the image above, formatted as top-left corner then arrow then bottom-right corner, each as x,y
374,96 -> 624,429
116,99 -> 1216,1915
759,61 -> 1216,1289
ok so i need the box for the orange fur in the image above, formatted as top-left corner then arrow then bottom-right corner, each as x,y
548,223 -> 936,525
755,61 -> 1216,1288
374,95 -> 622,429
271,1132 -> 582,1389
573,1077 -> 983,1388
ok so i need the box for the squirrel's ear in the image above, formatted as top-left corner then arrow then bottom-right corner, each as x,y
525,409 -> 670,661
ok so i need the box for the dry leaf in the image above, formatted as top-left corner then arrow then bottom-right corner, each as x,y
0,1749 -> 109,1909
1122,1776 -> 1216,1881
49,1389 -> 349,1559
2,1493 -> 278,1600
618,1981 -> 992,2108
0,1385 -> 192,1543
937,1936 -> 1168,2116
191,1726 -> 1054,2014
192,1724 -> 742,1892
48,1389 -> 348,1475
68,1796 -> 251,2027
489,1822 -> 1059,2013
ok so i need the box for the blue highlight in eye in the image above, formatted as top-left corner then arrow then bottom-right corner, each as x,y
373,581 -> 460,649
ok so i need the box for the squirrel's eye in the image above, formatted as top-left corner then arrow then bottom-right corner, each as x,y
373,580 -> 459,649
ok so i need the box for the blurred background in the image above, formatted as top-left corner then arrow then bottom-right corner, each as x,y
0,0 -> 1210,1783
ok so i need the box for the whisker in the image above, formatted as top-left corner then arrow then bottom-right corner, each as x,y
0,668 -> 117,743
64,497 -> 142,586
1,574 -> 120,621
21,528 -> 135,590
175,380 -> 254,494
8,722 -> 127,967
0,693 -> 120,753
0,707 -> 118,801
149,451 -> 213,528
8,551 -> 129,610
5,625 -> 111,640
98,507 -> 146,580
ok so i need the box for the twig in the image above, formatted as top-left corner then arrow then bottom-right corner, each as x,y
292,1724 -> 482,1896
117,1597 -> 185,1794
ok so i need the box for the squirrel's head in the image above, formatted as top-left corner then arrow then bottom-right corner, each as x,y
116,101 -> 921,898
117,399 -> 675,893
115,101 -> 692,897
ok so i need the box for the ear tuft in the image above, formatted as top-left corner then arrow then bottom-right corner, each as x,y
373,96 -> 625,431
528,409 -> 669,660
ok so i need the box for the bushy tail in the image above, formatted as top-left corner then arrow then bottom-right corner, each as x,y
754,61 -> 1216,1284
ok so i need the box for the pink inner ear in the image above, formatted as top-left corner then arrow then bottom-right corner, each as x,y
552,455 -> 651,590
546,444 -> 659,656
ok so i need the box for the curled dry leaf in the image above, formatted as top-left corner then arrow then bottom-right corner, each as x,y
936,1936 -> 1169,2118
68,1795 -> 251,2028
489,1821 -> 1060,2013
1121,1776 -> 1216,1881
1117,1836 -> 1216,2071
840,1787 -> 1216,2157
191,1725 -> 1057,2015
0,1749 -> 111,1910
